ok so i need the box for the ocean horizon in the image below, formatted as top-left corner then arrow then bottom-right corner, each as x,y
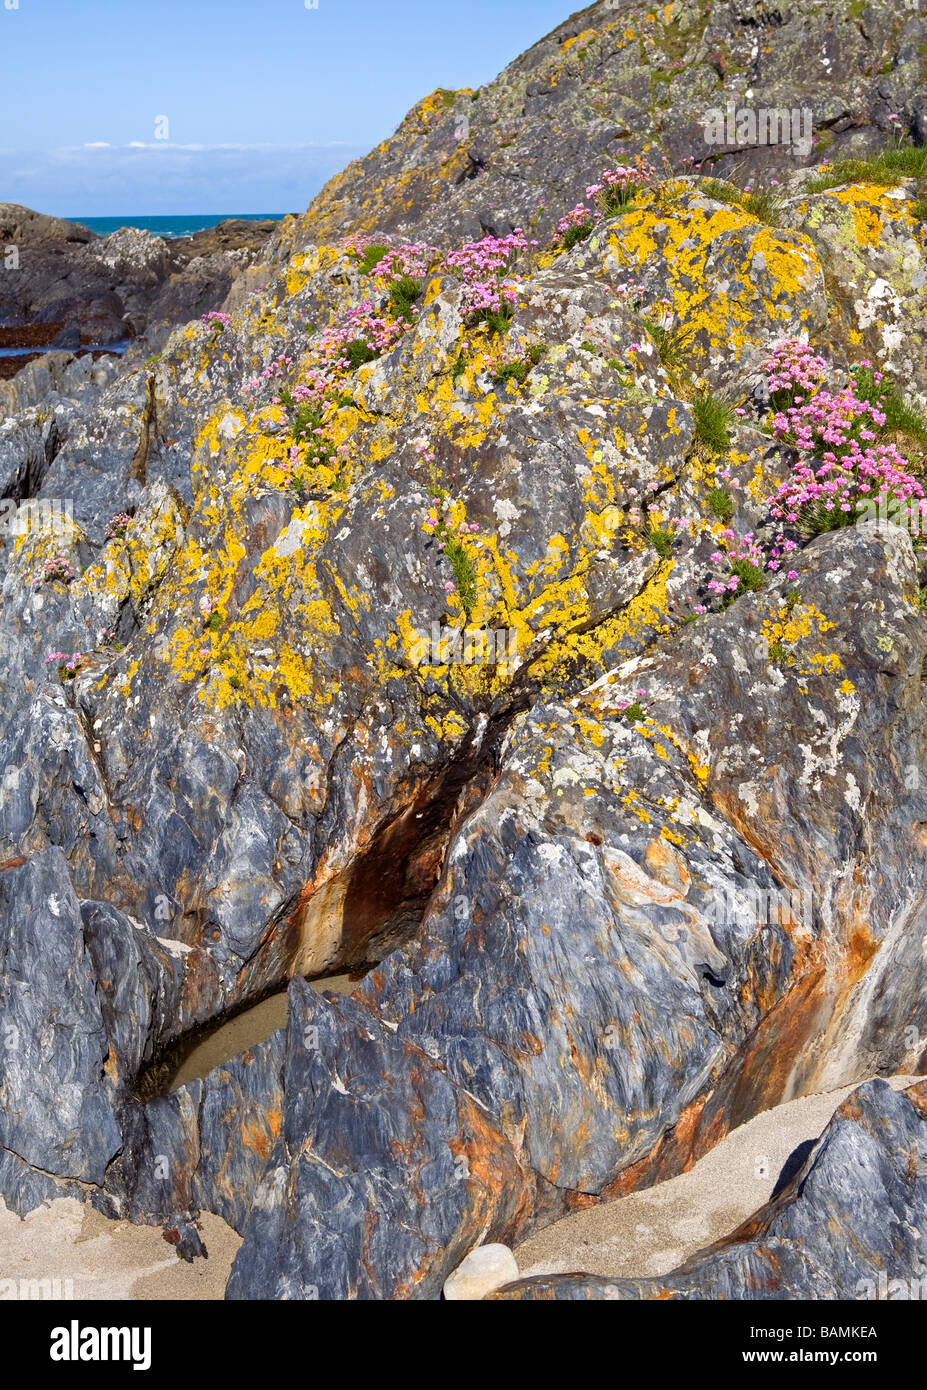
74,213 -> 288,239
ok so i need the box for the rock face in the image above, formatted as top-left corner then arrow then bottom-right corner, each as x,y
0,0 -> 926,1301
288,0 -> 927,249
489,1079 -> 927,1299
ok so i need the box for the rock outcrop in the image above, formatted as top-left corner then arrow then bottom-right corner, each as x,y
490,1078 -> 927,1299
0,203 -> 279,357
288,0 -> 927,249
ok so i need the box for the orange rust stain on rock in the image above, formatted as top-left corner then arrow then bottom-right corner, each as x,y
242,1121 -> 273,1160
905,1080 -> 927,1116
644,836 -> 690,894
563,1189 -> 599,1213
0,855 -> 27,872
845,920 -> 879,978
696,966 -> 831,1147
598,1092 -> 709,1200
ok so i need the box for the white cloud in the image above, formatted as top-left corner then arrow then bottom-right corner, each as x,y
0,142 -> 365,216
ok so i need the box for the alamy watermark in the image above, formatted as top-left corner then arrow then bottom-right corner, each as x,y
409,621 -> 519,668
855,1273 -> 927,1300
0,498 -> 73,536
0,1276 -> 73,1299
702,100 -> 813,160
703,882 -> 813,930
857,495 -> 927,538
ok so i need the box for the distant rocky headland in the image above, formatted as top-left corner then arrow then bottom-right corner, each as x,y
0,205 -> 278,383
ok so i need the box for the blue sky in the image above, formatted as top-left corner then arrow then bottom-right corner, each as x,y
0,0 -> 572,215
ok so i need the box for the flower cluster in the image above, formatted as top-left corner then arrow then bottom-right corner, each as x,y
319,301 -> 406,371
261,354 -> 294,381
554,204 -> 599,247
278,378 -> 350,479
587,160 -> 656,215
763,338 -> 828,406
617,688 -> 653,723
706,531 -> 768,596
550,162 -> 657,251
201,311 -> 232,328
443,230 -> 533,324
34,554 -> 75,588
45,650 -> 82,676
106,513 -> 132,542
766,364 -> 923,535
367,241 -> 439,283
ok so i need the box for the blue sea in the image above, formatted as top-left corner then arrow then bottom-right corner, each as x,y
74,213 -> 286,240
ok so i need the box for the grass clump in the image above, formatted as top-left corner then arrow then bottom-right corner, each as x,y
806,143 -> 927,193
707,486 -> 734,523
562,220 -> 595,250
851,365 -> 927,462
647,525 -> 674,559
444,536 -> 478,618
470,305 -> 514,335
388,274 -> 423,322
491,343 -> 545,387
343,338 -> 379,371
700,177 -> 784,225
356,244 -> 391,276
693,391 -> 734,455
720,557 -> 766,608
640,318 -> 696,374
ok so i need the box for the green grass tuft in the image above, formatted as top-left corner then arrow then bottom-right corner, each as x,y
707,486 -> 734,523
357,244 -> 391,276
444,537 -> 478,618
344,338 -> 379,371
700,177 -> 783,226
468,305 -> 514,335
640,318 -> 696,374
389,274 -> 423,322
720,557 -> 766,608
693,392 -> 734,455
491,343 -> 545,386
806,144 -> 927,193
648,525 -> 674,559
562,220 -> 595,250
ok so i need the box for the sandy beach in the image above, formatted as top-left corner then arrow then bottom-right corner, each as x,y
514,1074 -> 923,1281
1,1072 -> 918,1300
